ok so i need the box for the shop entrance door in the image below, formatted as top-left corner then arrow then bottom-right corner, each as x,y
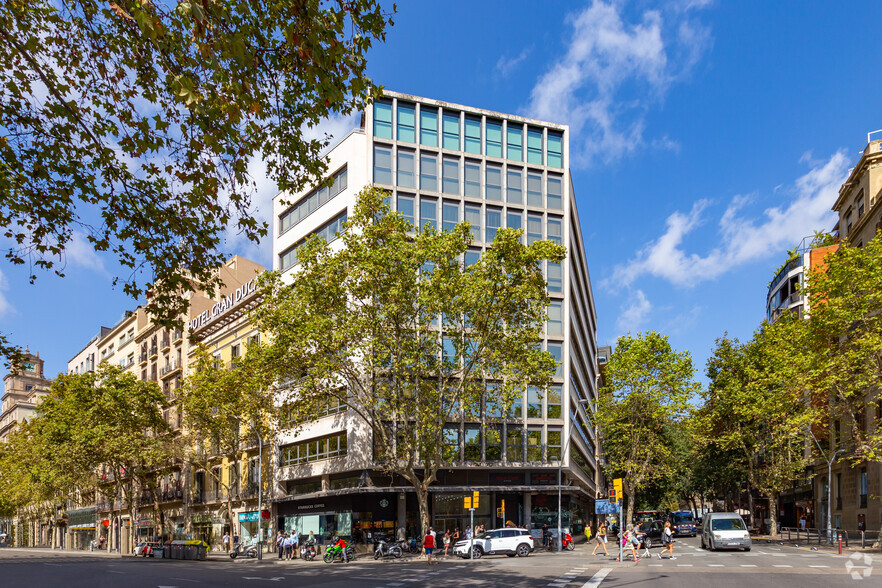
496,493 -> 523,528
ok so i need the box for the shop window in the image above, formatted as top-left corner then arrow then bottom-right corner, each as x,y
486,164 -> 502,201
420,107 -> 438,146
547,428 -> 562,461
464,115 -> 481,154
374,99 -> 392,139
442,157 -> 460,195
420,152 -> 437,191
526,428 -> 542,461
486,207 -> 502,242
442,111 -> 460,150
398,194 -> 415,227
397,150 -> 415,188
397,102 -> 415,143
547,131 -> 563,168
547,175 -> 563,210
464,160 -> 481,198
506,427 -> 524,462
373,145 -> 392,184
464,428 -> 481,461
527,127 -> 543,165
507,124 -> 523,161
464,204 -> 481,242
486,118 -> 503,158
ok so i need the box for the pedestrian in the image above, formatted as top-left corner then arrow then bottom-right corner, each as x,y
277,532 -> 284,560
423,529 -> 436,565
465,526 -> 472,540
233,531 -> 240,545
542,523 -> 549,547
584,524 -> 592,544
799,515 -> 807,530
223,531 -> 231,554
286,533 -> 296,560
291,531 -> 299,559
443,530 -> 451,556
592,521 -> 609,556
658,521 -> 675,560
452,528 -> 460,543
334,535 -> 349,563
621,525 -> 639,562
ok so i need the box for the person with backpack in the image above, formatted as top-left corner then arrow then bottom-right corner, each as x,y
591,521 -> 609,556
423,528 -> 436,565
658,521 -> 675,560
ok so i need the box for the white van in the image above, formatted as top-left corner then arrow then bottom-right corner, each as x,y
701,512 -> 751,551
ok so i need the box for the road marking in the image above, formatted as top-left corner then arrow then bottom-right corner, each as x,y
773,565 -> 792,568
809,565 -> 830,568
580,567 -> 612,588
707,564 -> 724,567
169,580 -> 200,584
741,564 -> 757,567
648,564 -> 662,567
676,564 -> 693,567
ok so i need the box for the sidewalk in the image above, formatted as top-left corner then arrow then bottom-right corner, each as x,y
749,535 -> 882,554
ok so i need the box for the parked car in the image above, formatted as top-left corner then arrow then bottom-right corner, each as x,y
452,528 -> 534,559
669,511 -> 698,537
635,510 -> 666,525
133,541 -> 161,557
701,512 -> 751,551
634,520 -> 665,549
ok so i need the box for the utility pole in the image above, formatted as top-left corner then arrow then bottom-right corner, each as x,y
808,429 -> 844,544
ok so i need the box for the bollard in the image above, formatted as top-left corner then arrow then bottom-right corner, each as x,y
838,533 -> 842,555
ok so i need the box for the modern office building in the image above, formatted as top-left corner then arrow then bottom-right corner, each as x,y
272,91 -> 601,545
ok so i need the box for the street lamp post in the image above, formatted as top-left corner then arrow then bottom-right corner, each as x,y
257,428 -> 263,560
808,429 -> 843,544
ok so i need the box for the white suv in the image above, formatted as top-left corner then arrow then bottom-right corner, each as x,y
453,528 -> 534,559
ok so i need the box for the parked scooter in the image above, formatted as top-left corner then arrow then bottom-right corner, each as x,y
562,532 -> 575,551
373,537 -> 403,559
229,541 -> 259,559
300,538 -> 317,561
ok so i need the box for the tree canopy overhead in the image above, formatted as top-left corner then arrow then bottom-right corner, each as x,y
0,0 -> 394,362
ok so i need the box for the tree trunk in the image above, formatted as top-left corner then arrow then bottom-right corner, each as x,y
768,492 -> 779,538
416,483 -> 430,537
747,489 -> 755,531
625,493 -> 634,529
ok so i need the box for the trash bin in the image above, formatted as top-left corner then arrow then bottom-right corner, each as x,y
153,547 -> 164,559
194,544 -> 207,561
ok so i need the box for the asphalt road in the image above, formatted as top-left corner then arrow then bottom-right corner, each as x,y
0,537 -> 873,587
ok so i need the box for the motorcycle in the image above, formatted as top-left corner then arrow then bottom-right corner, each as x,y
300,538 -> 317,561
374,537 -> 403,560
229,541 -> 259,559
562,532 -> 575,551
323,543 -> 354,563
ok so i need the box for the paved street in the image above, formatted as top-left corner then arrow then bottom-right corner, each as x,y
0,537 -> 874,587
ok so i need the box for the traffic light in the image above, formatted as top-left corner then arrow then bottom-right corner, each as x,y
609,488 -> 617,502
473,491 -> 479,509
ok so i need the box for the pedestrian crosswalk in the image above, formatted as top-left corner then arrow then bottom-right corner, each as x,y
547,566 -> 588,586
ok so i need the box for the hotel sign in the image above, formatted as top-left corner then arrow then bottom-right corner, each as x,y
188,279 -> 258,331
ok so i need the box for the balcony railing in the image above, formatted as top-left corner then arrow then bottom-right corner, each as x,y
173,329 -> 183,342
160,360 -> 181,378
149,345 -> 158,357
139,352 -> 148,363
161,337 -> 170,350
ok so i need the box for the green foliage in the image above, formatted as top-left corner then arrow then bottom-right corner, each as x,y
802,234 -> 882,462
596,331 -> 699,523
0,0 -> 394,363
249,187 -> 565,529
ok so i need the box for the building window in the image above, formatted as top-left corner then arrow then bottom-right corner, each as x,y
420,197 -> 437,231
507,124 -> 523,161
373,145 -> 392,185
398,194 -> 415,227
464,427 -> 481,461
547,175 -> 563,210
278,211 -> 347,271
526,428 -> 542,461
527,213 -> 543,244
420,152 -> 437,191
464,160 -> 481,198
442,201 -> 459,232
527,172 -> 543,207
860,469 -> 868,508
486,119 -> 503,158
397,102 -> 416,143
374,99 -> 392,139
464,204 -> 481,241
442,111 -> 460,150
506,427 -> 523,461
527,386 -> 542,418
507,168 -> 523,204
547,301 -> 563,335
485,426 -> 502,461
507,210 -> 522,241
486,207 -> 502,242
442,157 -> 460,195
547,131 -> 563,168
527,127 -> 543,165
464,115 -> 482,155
547,217 -> 562,244
547,428 -> 562,460
465,248 -> 481,268
547,385 -> 562,419
397,149 -> 415,188
443,426 -> 460,461
507,388 -> 523,419
548,343 -> 563,378
420,107 -> 438,146
846,211 -> 853,235
857,192 -> 865,217
279,432 -> 348,467
547,262 -> 562,293
486,164 -> 503,201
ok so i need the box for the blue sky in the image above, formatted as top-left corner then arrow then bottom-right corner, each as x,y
3,0 -> 882,383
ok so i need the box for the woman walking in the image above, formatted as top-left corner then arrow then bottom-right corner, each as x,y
658,521 -> 675,560
591,521 -> 609,556
443,530 -> 451,557
423,529 -> 436,565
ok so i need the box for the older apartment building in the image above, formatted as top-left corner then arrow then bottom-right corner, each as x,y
271,91 -> 601,545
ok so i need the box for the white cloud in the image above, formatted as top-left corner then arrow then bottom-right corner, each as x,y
608,151 -> 849,289
0,267 -> 12,319
524,0 -> 711,167
617,289 -> 652,332
64,230 -> 108,275
496,47 -> 532,78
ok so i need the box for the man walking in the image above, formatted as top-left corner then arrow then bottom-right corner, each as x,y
222,531 -> 231,554
277,532 -> 285,560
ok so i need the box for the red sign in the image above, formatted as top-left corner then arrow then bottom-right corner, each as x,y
101,520 -> 110,527
260,510 -> 271,520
